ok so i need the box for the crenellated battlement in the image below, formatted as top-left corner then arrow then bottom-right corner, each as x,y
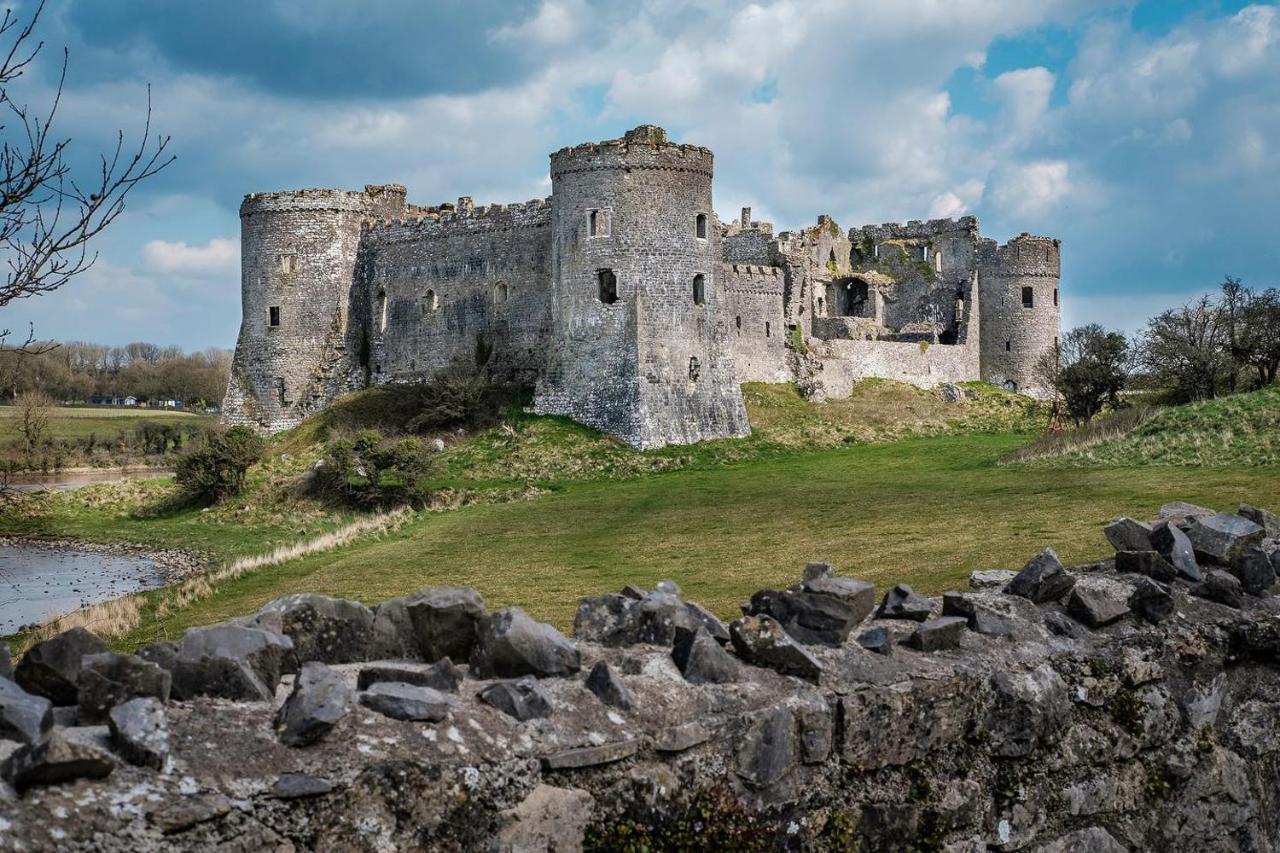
240,188 -> 373,217
550,125 -> 714,180
361,197 -> 553,244
848,216 -> 980,242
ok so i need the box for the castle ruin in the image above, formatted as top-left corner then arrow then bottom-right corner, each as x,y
223,125 -> 1061,447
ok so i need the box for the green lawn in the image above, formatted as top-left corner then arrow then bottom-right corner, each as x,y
0,404 -> 213,442
115,430 -> 1280,642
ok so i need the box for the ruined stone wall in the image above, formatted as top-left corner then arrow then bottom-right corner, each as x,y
978,234 -> 1062,395
358,201 -> 553,388
224,188 -> 400,432
5,502 -> 1280,851
534,126 -> 750,449
721,262 -> 790,384
807,337 -> 980,397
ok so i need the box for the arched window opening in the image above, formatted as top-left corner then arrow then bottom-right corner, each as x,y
695,213 -> 707,239
597,269 -> 618,304
692,274 -> 705,305
423,289 -> 438,315
1021,286 -> 1034,308
494,281 -> 508,304
377,289 -> 388,332
1003,379 -> 1018,392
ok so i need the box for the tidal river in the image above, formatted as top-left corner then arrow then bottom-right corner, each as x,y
0,543 -> 164,634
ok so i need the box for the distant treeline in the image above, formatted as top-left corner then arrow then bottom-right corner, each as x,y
0,341 -> 232,406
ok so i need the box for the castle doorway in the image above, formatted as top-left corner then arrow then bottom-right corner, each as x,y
828,278 -> 870,317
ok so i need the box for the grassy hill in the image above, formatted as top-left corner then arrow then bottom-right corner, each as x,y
1006,385 -> 1280,468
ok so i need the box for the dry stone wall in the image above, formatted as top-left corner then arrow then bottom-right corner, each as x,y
4,501 -> 1280,850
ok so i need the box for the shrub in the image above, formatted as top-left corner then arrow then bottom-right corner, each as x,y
314,428 -> 437,508
175,425 -> 265,504
405,360 -> 499,433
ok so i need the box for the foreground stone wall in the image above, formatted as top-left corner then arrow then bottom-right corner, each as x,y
4,501 -> 1280,850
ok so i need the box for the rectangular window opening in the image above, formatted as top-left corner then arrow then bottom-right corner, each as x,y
269,306 -> 281,327
598,269 -> 618,304
1021,286 -> 1034,309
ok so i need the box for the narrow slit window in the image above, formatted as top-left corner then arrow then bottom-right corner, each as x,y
423,289 -> 438,315
589,210 -> 599,236
588,209 -> 609,237
695,213 -> 707,238
934,251 -> 943,272
494,281 -> 508,304
598,269 -> 618,304
735,315 -> 742,333
377,289 -> 388,332
275,377 -> 286,405
1053,288 -> 1059,307
765,321 -> 771,338
268,306 -> 280,327
1021,286 -> 1034,308
1005,340 -> 1011,352
692,274 -> 705,305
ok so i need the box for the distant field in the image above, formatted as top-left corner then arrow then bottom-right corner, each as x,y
0,405 -> 214,442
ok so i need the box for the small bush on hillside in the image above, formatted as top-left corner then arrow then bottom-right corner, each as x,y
175,425 -> 266,504
404,360 -> 501,433
313,428 -> 437,508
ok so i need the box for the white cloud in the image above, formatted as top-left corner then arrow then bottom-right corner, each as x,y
989,160 -> 1071,218
492,0 -> 583,46
992,67 -> 1055,148
142,237 -> 238,274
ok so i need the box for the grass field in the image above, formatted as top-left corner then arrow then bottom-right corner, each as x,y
0,405 -> 213,442
7,382 -> 1280,649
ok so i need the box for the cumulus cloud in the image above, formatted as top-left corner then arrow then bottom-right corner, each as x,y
989,161 -> 1072,218
142,238 -> 239,274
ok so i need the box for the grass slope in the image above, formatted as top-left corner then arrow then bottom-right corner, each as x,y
0,405 -> 212,442
1013,386 -> 1280,468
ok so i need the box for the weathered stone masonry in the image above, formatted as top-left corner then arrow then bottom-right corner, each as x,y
3,501 -> 1280,850
224,126 -> 1061,445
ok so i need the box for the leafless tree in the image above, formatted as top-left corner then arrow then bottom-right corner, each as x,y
0,1 -> 173,356
15,388 -> 53,463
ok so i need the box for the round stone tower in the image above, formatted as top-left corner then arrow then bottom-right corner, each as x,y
533,125 -> 749,448
224,187 -> 401,431
977,233 -> 1061,396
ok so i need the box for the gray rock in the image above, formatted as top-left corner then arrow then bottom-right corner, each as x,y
857,627 -> 892,655
478,677 -> 552,721
137,640 -> 178,675
542,739 -> 638,770
107,697 -> 168,769
572,593 -> 633,645
1239,503 -> 1280,538
985,664 -> 1070,757
801,576 -> 877,620
672,627 -> 741,684
941,592 -> 1012,637
905,617 -> 967,651
2,731 -> 113,791
275,662 -> 354,746
497,785 -> 593,853
76,652 -> 172,724
14,627 -> 108,705
876,584 -> 933,622
0,677 -> 52,745
471,608 -> 580,679
655,579 -> 682,597
1104,517 -> 1154,552
735,705 -> 796,789
357,659 -> 463,692
1033,826 -> 1128,853
683,600 -> 730,643
746,584 -> 869,648
1190,570 -> 1244,609
630,592 -> 701,645
969,569 -> 1016,591
1129,578 -> 1176,624
619,584 -> 645,600
1186,512 -> 1265,565
573,591 -> 702,647
654,721 -> 712,753
1231,546 -> 1276,596
1043,610 -> 1091,639
149,794 -> 231,834
0,643 -> 10,681
359,681 -> 455,722
1115,550 -> 1178,583
1004,549 -> 1076,604
1157,501 -> 1217,527
270,773 -> 334,799
172,624 -> 295,702
1066,586 -> 1130,628
803,561 -> 834,582
258,593 -> 376,664
1150,522 -> 1202,582
584,661 -> 633,710
373,587 -> 486,662
729,614 -> 822,683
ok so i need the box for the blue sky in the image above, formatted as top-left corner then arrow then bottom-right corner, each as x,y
4,0 -> 1278,349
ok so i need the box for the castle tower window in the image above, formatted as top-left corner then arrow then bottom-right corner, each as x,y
692,274 -> 705,305
588,209 -> 610,237
1021,286 -> 1034,308
268,306 -> 280,327
275,377 -> 286,405
1005,340 -> 1011,352
423,290 -> 438,315
279,254 -> 297,274
494,281 -> 508,304
695,213 -> 707,239
597,269 -> 618,304
765,321 -> 771,338
689,356 -> 700,381
1053,288 -> 1059,307
735,315 -> 741,333
817,297 -> 824,314
377,289 -> 388,332
934,251 -> 943,272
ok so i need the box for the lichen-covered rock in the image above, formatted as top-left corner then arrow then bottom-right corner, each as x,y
1115,549 -> 1178,583
356,659 -> 462,692
905,616 -> 967,651
584,661 -> 634,710
497,784 -> 593,853
372,586 -> 486,661
358,681 -> 454,722
970,569 -> 1016,591
14,627 -> 108,705
745,584 -> 868,648
1151,521 -> 1202,582
471,608 -> 581,679
803,561 -> 833,582
1128,577 -> 1176,624
171,624 -> 295,702
1231,546 -> 1276,596
729,614 -> 822,683
672,626 -> 741,684
876,583 -> 933,621
1239,503 -> 1280,538
985,664 -> 1069,757
137,640 -> 178,675
735,705 -> 796,789
0,677 -> 52,745
857,626 -> 892,655
108,697 -> 168,769
76,652 -> 172,724
1104,516 -> 1154,552
942,592 -> 1013,637
1186,512 -> 1265,565
1005,548 -> 1075,603
1066,584 -> 1130,629
1157,501 -> 1217,527
2,731 -> 113,791
275,662 -> 353,746
258,593 -> 376,664
478,677 -> 552,721
1191,570 -> 1244,609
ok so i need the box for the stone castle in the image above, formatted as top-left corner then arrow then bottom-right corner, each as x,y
223,125 -> 1061,447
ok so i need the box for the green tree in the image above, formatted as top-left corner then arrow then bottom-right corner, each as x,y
175,425 -> 265,504
1035,324 -> 1131,424
1140,295 -> 1232,402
